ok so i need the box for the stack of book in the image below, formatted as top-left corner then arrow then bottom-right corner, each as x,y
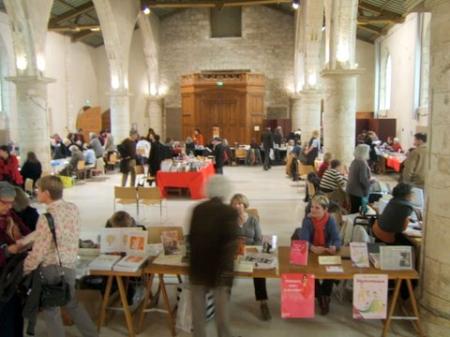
89,254 -> 122,271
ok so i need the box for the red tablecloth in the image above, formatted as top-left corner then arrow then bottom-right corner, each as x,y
386,156 -> 402,172
156,163 -> 215,199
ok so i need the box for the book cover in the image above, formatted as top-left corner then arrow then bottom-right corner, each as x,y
353,274 -> 388,319
289,240 -> 308,266
281,274 -> 315,318
161,230 -> 182,256
380,246 -> 413,270
318,255 -> 342,265
350,242 -> 370,268
126,231 -> 147,256
100,228 -> 127,253
262,234 -> 278,253
113,255 -> 149,272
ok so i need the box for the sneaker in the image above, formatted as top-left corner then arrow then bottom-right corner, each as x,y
260,302 -> 272,321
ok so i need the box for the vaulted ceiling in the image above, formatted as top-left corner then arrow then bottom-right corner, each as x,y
0,0 -> 424,47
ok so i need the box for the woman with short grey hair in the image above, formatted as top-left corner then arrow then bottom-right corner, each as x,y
346,144 -> 372,213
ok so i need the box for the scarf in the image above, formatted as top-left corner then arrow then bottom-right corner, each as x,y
312,213 -> 330,247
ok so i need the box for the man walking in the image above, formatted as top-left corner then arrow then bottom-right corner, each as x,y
118,130 -> 138,187
261,127 -> 274,170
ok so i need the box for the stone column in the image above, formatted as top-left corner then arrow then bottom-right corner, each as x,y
321,0 -> 360,166
93,0 -> 138,142
3,0 -> 53,171
292,0 -> 324,140
147,96 -> 163,136
321,69 -> 361,165
421,1 -> 450,335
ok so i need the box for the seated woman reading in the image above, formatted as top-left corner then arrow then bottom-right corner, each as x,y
372,182 -> 415,245
230,193 -> 271,321
291,195 -> 341,315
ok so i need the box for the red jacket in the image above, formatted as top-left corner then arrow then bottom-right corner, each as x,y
0,155 -> 23,185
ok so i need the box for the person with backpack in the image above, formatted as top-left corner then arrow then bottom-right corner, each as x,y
0,181 -> 31,337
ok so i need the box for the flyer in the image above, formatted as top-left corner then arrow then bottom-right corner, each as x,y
353,274 -> 388,319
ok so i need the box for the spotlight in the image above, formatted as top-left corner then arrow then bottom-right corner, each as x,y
143,6 -> 150,15
292,0 -> 299,10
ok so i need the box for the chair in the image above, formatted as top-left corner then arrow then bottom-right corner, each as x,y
246,208 -> 260,222
114,186 -> 138,215
76,160 -> 87,180
107,152 -> 118,170
306,181 -> 317,199
298,162 -> 315,178
91,157 -> 105,176
234,148 -> 247,165
137,187 -> 165,219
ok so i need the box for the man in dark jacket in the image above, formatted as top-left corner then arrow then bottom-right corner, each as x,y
148,134 -> 164,178
261,127 -> 274,170
119,130 -> 138,187
212,137 -> 225,174
189,175 -> 239,337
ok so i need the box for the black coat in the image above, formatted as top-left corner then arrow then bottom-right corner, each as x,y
20,161 -> 42,184
214,143 -> 225,168
189,198 -> 239,288
148,141 -> 164,176
261,131 -> 274,149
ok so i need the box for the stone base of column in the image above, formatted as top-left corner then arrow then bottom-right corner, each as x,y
6,75 -> 54,172
321,68 -> 363,166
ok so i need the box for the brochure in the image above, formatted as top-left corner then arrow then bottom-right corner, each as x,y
350,242 -> 370,268
353,274 -> 388,319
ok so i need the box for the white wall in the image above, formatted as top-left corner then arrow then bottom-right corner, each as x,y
45,32 -> 99,136
376,13 -> 420,148
355,40 -> 375,113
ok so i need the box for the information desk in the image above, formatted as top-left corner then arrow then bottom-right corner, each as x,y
278,247 -> 424,337
156,163 -> 215,199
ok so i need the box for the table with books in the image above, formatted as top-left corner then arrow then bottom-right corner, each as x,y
278,245 -> 424,337
156,162 -> 215,199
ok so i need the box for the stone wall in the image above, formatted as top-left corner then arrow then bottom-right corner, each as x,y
159,6 -> 295,114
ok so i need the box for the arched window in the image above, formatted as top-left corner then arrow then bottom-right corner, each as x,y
383,55 -> 392,110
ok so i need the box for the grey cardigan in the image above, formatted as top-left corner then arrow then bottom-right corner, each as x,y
238,215 -> 262,245
346,159 -> 371,197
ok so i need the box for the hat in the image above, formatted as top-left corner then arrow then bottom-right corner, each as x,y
0,181 -> 17,199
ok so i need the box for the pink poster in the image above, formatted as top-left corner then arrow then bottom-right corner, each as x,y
290,240 -> 309,266
281,274 -> 315,318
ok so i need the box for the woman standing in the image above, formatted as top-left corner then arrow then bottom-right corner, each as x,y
303,130 -> 320,165
0,146 -> 23,186
230,193 -> 271,321
346,144 -> 372,213
20,152 -> 42,187
291,195 -> 341,315
0,182 -> 31,337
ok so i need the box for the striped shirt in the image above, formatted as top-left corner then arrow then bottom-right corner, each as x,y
320,168 -> 347,192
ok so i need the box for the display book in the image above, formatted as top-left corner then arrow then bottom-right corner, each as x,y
89,227 -> 154,272
368,245 -> 413,270
152,230 -> 187,266
353,274 -> 388,319
234,235 -> 278,273
289,240 -> 344,272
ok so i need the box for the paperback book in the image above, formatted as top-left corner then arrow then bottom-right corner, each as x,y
350,242 -> 370,268
88,254 -> 122,271
289,240 -> 308,266
161,230 -> 182,256
353,274 -> 388,319
281,274 -> 315,318
380,246 -> 413,270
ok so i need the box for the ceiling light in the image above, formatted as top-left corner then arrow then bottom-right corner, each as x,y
90,27 -> 100,32
143,7 -> 150,15
292,0 -> 299,10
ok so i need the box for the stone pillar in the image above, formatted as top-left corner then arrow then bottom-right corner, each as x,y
421,1 -> 450,335
321,0 -> 360,166
93,0 -> 138,142
3,0 -> 53,171
292,0 -> 324,139
321,70 -> 361,165
147,96 -> 163,136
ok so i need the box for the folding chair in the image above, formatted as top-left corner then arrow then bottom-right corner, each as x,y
114,186 -> 138,215
298,162 -> 315,178
137,187 -> 165,219
76,160 -> 87,180
234,148 -> 247,165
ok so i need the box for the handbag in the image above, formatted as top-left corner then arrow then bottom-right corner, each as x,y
39,213 -> 71,308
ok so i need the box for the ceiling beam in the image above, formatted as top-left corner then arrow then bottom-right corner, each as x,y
357,15 -> 405,24
49,2 -> 95,26
49,24 -> 100,32
146,0 -> 291,8
358,24 -> 384,35
356,33 -> 375,44
358,1 -> 400,17
71,30 -> 97,42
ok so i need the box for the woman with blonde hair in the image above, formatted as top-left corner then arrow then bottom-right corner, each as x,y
302,130 -> 320,165
346,144 -> 372,213
230,193 -> 271,321
317,152 -> 332,178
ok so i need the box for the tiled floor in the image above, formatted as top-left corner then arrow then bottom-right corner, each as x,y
34,165 -> 414,337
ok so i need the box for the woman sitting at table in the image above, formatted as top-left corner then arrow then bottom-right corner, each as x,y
230,193 -> 271,321
291,195 -> 341,315
372,182 -> 415,245
320,159 -> 347,194
317,152 -> 332,178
